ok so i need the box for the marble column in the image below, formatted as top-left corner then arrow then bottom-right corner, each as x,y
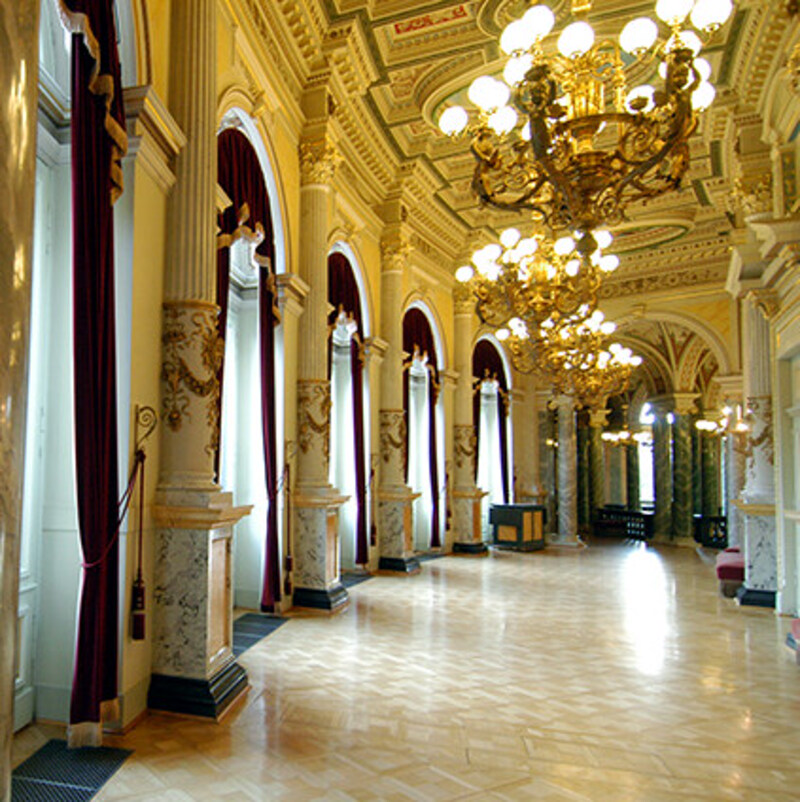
0,3 -> 38,796
577,413 -> 590,530
555,395 -> 581,545
671,395 -> 697,543
150,0 -> 250,719
587,406 -> 608,518
452,282 -> 486,554
737,291 -> 777,606
651,403 -> 673,540
291,133 -> 348,610
514,372 -> 543,503
701,433 -> 721,516
538,392 -> 557,534
724,431 -> 746,548
625,443 -> 640,511
691,423 -> 703,514
607,445 -> 627,506
377,231 -> 420,572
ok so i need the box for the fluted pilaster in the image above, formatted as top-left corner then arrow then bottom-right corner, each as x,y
451,283 -> 485,551
164,0 -> 217,302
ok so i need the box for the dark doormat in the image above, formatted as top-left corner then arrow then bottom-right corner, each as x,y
233,612 -> 288,657
341,572 -> 373,589
12,738 -> 131,801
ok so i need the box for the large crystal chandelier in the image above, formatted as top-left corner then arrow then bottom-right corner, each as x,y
438,0 -> 733,233
456,226 -> 619,330
497,310 -> 642,405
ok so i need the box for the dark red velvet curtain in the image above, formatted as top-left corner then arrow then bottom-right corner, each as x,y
472,340 -> 510,503
402,308 -> 441,549
328,253 -> 368,565
216,129 -> 281,611
66,0 -> 127,729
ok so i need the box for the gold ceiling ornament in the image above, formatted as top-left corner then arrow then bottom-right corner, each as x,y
497,309 -> 642,406
456,225 -> 619,331
438,0 -> 732,233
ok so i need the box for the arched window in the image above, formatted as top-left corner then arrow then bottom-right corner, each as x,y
217,128 -> 281,613
402,307 -> 443,551
328,251 -> 369,569
473,339 -> 511,532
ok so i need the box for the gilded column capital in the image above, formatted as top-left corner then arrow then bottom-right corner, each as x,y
745,288 -> 780,321
380,235 -> 412,272
587,407 -> 609,429
454,280 -> 474,313
299,137 -> 340,186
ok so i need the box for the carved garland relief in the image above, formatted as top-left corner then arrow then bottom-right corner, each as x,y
380,410 -> 406,463
297,379 -> 332,460
745,395 -> 774,467
454,424 -> 477,471
161,303 -> 223,453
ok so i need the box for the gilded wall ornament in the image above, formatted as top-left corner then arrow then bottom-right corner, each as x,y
380,237 -> 412,272
297,380 -> 332,459
161,304 -> 223,451
745,395 -> 774,467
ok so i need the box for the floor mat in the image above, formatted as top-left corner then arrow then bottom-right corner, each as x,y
341,572 -> 373,588
233,612 -> 288,657
12,739 -> 131,801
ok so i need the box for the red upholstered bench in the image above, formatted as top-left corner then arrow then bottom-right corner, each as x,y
715,546 -> 744,597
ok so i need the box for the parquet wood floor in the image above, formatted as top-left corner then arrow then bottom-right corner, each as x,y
14,540 -> 800,800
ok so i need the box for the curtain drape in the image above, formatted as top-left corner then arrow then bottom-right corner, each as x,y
62,0 -> 127,742
328,253 -> 368,565
216,129 -> 281,611
472,340 -> 510,503
402,308 -> 441,549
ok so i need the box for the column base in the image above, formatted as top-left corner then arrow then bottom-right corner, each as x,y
736,587 -> 776,608
148,661 -> 248,719
452,541 -> 489,555
378,555 -> 421,574
292,583 -> 349,612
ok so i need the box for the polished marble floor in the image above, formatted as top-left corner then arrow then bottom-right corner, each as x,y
13,541 -> 800,800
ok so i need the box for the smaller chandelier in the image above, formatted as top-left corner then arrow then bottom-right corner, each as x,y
456,226 -> 618,330
696,403 -> 749,436
438,0 -> 732,233
498,309 -> 642,405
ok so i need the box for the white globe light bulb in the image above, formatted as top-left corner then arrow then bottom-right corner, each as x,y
554,236 -> 576,256
500,19 -> 533,55
484,243 -> 502,262
488,105 -> 518,135
632,355 -> 643,366
619,17 -> 658,56
690,0 -> 733,32
599,254 -> 620,273
693,57 -> 713,82
469,76 -> 510,111
504,54 -> 533,87
517,237 -> 538,256
439,106 -> 469,136
523,5 -> 556,40
500,228 -> 521,249
565,259 -> 580,277
455,265 -> 474,282
692,81 -> 716,111
496,328 -> 510,341
656,0 -> 693,26
558,21 -> 595,58
594,230 -> 613,249
601,321 -> 617,335
520,121 -> 532,141
668,30 -> 703,56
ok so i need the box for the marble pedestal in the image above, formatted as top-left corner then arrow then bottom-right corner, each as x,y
292,489 -> 349,611
377,487 -> 421,573
150,490 -> 252,718
734,501 -> 777,607
451,489 -> 488,555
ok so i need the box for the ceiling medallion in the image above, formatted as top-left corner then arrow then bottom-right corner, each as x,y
439,0 -> 733,235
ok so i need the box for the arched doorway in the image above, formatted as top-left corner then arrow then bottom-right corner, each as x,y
327,249 -> 370,571
473,338 -> 512,535
402,306 -> 445,553
216,126 -> 282,613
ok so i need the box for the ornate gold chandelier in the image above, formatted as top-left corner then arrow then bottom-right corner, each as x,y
497,310 -> 642,406
456,226 -> 619,330
438,0 -> 732,233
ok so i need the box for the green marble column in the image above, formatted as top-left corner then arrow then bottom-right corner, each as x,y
691,423 -> 703,515
652,408 -> 673,539
577,413 -> 590,529
626,443 -> 640,511
671,411 -> 694,540
588,407 -> 608,519
702,433 -> 721,516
